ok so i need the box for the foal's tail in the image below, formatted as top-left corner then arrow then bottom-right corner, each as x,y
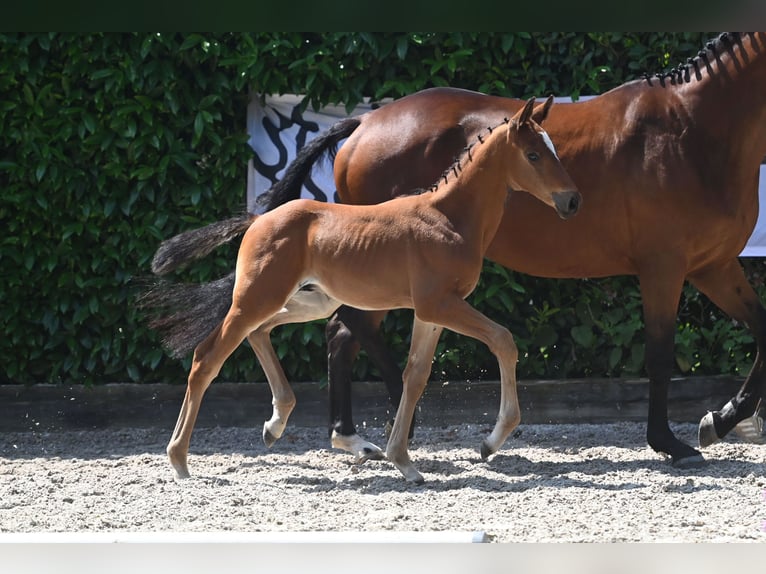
151,215 -> 254,276
137,271 -> 237,359
151,116 -> 362,276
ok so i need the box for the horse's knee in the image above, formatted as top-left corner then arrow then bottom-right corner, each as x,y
490,327 -> 518,364
326,316 -> 361,358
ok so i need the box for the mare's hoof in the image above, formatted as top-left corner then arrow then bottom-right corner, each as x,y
734,413 -> 766,444
698,411 -> 721,448
356,447 -> 385,464
262,428 -> 278,448
480,440 -> 494,461
672,453 -> 705,468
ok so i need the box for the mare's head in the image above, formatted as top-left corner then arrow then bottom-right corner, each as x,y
506,96 -> 581,219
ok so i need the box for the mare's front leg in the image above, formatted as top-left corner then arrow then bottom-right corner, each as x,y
638,261 -> 705,466
386,318 -> 443,483
689,259 -> 766,445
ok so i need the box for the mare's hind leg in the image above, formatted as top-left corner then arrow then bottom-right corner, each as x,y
327,307 -> 406,463
248,285 -> 342,448
689,260 -> 766,446
167,314 -> 253,479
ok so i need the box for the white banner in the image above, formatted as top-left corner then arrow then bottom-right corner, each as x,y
247,94 -> 766,257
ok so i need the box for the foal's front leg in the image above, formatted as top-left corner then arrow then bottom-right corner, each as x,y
386,318 -> 443,483
422,297 -> 522,460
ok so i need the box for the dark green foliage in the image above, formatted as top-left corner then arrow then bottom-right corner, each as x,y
1,32 -> 760,385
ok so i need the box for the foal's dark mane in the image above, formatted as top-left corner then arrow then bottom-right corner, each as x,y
643,32 -> 751,87
403,118 -> 513,198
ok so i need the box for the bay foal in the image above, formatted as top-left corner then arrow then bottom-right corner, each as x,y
156,97 -> 580,482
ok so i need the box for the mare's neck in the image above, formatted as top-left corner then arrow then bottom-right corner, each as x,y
681,32 -> 766,170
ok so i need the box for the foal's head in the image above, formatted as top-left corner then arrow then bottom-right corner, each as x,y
505,96 -> 581,219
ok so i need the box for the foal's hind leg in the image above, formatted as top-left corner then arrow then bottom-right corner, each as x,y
167,314 -> 253,479
247,329 -> 296,447
247,286 -> 345,448
689,260 -> 766,446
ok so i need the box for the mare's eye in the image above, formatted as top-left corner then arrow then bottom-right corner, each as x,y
527,151 -> 540,162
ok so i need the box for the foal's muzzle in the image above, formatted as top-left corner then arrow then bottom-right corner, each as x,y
552,190 -> 582,220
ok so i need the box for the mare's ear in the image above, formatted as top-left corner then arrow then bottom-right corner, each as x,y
513,97 -> 537,128
532,94 -> 554,124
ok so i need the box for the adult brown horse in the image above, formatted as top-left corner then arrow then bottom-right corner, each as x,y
143,99 -> 581,482
153,32 -> 765,467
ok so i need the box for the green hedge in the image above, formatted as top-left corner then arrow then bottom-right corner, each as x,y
2,32 -> 758,386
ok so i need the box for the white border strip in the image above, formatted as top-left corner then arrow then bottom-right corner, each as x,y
0,531 -> 489,544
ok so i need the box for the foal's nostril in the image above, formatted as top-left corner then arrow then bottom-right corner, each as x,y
568,193 -> 580,214
553,191 -> 581,219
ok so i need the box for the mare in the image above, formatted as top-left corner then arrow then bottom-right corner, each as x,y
141,98 -> 581,482
333,32 -> 766,465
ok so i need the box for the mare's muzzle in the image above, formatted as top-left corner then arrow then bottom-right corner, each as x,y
552,190 -> 582,220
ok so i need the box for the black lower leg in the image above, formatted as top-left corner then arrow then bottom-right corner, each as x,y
335,306 -> 415,438
326,314 -> 361,439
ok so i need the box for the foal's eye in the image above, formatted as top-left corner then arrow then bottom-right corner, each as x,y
527,151 -> 540,162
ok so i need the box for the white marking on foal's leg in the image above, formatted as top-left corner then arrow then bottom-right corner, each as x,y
262,398 -> 294,448
330,431 -> 385,463
481,419 -> 515,460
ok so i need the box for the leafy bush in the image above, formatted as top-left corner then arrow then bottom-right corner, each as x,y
2,32 -> 759,386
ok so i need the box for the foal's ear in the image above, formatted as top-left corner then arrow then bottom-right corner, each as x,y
532,95 -> 554,124
513,97 -> 537,128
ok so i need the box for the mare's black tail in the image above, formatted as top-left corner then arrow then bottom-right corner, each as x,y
151,116 -> 361,276
253,116 -> 361,212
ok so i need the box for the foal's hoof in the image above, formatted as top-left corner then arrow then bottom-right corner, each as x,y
170,462 -> 191,480
480,439 -> 495,461
262,426 -> 278,449
398,466 -> 425,484
698,411 -> 721,448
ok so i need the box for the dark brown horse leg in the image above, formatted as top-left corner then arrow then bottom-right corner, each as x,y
639,262 -> 705,466
688,259 -> 766,446
326,306 -> 412,436
325,309 -> 363,439
334,306 -> 412,433
324,307 -> 394,462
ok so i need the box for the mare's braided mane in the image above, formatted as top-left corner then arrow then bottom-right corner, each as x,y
643,32 -> 751,87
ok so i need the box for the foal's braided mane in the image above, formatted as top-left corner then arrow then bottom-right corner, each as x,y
407,118 -> 512,196
642,32 -> 752,87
